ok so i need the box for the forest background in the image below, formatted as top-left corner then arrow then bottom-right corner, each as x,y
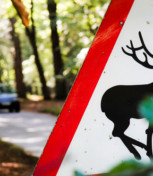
0,0 -> 110,100
2,1 -> 153,176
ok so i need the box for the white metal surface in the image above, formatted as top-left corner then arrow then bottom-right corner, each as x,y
57,0 -> 153,175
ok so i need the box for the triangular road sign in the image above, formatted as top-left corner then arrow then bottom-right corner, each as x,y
34,0 -> 153,175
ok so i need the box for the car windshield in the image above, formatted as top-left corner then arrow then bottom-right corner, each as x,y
0,85 -> 15,93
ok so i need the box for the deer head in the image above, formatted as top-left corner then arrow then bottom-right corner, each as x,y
122,31 -> 153,69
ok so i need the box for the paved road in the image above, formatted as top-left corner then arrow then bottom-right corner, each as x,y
0,111 -> 58,156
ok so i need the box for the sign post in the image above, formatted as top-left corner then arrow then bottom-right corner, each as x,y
34,0 -> 153,175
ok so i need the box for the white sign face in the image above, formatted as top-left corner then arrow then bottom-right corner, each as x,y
57,0 -> 153,175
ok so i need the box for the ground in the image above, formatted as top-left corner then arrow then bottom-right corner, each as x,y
0,97 -> 65,176
0,139 -> 38,176
20,97 -> 64,115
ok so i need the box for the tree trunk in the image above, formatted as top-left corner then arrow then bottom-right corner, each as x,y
25,0 -> 50,100
0,77 -> 1,83
25,28 -> 50,100
47,0 -> 63,75
47,0 -> 66,99
0,63 -> 2,83
10,17 -> 26,98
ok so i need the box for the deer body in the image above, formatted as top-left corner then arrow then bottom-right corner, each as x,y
102,83 -> 153,121
101,83 -> 153,160
101,31 -> 153,160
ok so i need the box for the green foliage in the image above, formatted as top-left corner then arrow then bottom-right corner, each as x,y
74,171 -> 84,176
75,160 -> 153,176
0,20 -> 14,85
138,95 -> 153,125
58,0 -> 110,87
0,0 -> 110,94
40,106 -> 62,116
108,160 -> 151,176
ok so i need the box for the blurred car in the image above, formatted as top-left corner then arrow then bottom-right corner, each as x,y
0,83 -> 20,112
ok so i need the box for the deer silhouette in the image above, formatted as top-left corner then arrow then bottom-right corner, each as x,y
101,31 -> 153,160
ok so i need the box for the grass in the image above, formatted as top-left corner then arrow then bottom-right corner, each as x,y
0,139 -> 38,176
40,106 -> 62,116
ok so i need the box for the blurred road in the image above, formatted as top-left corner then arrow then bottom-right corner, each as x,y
0,111 -> 58,156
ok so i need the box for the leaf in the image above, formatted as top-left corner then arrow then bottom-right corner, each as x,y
74,171 -> 84,176
74,171 -> 105,176
138,95 -> 153,126
11,0 -> 29,27
108,160 -> 148,174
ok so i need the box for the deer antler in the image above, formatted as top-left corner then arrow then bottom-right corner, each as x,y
122,31 -> 153,69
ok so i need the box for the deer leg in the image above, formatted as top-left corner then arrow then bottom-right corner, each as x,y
119,134 -> 141,160
112,119 -> 146,160
122,134 -> 147,149
146,126 -> 153,158
113,131 -> 143,159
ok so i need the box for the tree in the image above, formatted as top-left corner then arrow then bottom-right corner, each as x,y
54,0 -> 110,91
24,0 -> 51,100
0,57 -> 2,83
10,17 -> 26,98
47,0 -> 66,99
0,18 -> 14,85
9,0 -> 110,99
11,0 -> 51,99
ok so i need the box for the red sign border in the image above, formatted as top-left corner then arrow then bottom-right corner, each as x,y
34,0 -> 134,175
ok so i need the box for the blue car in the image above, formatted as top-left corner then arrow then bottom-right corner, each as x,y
0,84 -> 20,112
